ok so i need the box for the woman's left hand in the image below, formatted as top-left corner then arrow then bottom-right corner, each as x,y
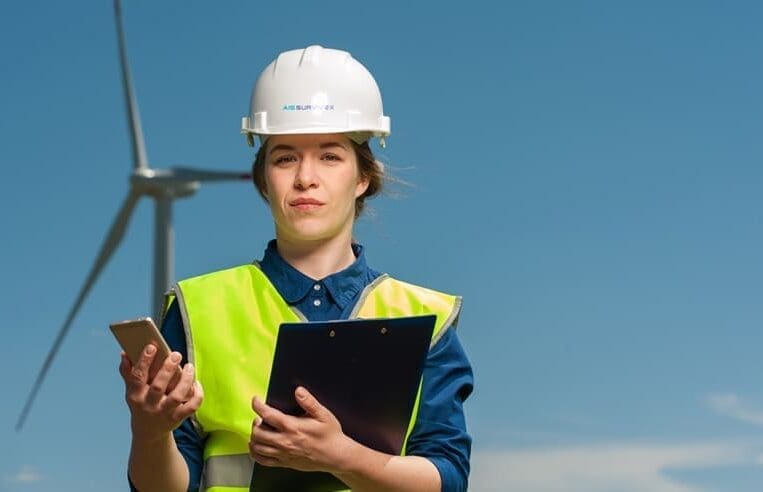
249,386 -> 357,473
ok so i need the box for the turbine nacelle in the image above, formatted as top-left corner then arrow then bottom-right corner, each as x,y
131,168 -> 201,198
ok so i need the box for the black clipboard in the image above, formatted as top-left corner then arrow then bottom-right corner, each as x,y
250,315 -> 436,492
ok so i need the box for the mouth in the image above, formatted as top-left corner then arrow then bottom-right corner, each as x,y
289,198 -> 325,210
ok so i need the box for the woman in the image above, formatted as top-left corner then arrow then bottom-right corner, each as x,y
121,45 -> 473,492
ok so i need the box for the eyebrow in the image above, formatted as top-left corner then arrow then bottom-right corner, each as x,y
318,142 -> 348,150
267,141 -> 348,155
268,144 -> 296,155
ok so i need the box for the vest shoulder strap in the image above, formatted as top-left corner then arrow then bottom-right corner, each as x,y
168,263 -> 304,321
353,275 -> 462,347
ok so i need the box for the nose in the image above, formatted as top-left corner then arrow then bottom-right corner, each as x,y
294,157 -> 319,190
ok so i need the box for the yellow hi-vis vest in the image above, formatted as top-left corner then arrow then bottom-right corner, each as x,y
167,264 -> 462,492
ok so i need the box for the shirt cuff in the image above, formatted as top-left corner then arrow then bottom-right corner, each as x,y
427,455 -> 468,492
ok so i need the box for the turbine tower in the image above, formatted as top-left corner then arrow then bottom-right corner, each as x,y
16,0 -> 251,430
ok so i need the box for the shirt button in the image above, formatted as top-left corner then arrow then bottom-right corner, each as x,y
313,284 -> 321,291
313,299 -> 322,307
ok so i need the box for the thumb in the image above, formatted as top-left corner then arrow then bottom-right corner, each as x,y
295,387 -> 328,420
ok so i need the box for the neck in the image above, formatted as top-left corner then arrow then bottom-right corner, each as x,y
275,232 -> 357,280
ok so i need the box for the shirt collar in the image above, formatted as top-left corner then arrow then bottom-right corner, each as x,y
258,239 -> 370,310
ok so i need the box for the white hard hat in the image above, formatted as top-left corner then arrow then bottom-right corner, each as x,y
241,45 -> 391,147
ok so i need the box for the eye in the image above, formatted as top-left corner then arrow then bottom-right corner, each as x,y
272,154 -> 297,165
321,153 -> 343,162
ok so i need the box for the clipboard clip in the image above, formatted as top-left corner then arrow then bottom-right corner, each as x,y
328,326 -> 388,338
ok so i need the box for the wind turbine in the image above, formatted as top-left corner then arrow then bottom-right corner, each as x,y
16,0 -> 251,430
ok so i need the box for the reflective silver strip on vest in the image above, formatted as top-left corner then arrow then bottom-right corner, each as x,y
171,283 -> 207,439
202,454 -> 254,489
347,273 -> 390,319
431,294 -> 462,347
348,274 -> 463,348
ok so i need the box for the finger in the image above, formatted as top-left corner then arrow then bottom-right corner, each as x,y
250,415 -> 262,436
131,344 -> 157,383
118,352 -> 132,380
252,396 -> 289,431
166,365 -> 184,392
147,355 -> 165,381
250,421 -> 282,447
120,352 -> 147,407
250,451 -> 280,467
157,360 -> 184,393
164,363 -> 195,414
249,441 -> 282,460
294,386 -> 329,421
171,380 -> 204,422
120,352 -> 141,398
127,345 -> 157,394
145,352 -> 182,407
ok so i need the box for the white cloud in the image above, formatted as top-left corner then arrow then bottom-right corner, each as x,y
470,441 -> 756,492
705,393 -> 763,427
4,465 -> 43,484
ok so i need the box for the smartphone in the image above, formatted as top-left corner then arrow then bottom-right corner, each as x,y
109,317 -> 171,366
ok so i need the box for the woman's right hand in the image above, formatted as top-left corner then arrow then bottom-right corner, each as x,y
118,344 -> 204,441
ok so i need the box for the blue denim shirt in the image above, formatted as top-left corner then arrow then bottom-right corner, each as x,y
130,241 -> 473,491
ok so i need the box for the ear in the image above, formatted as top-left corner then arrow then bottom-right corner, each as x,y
258,173 -> 270,202
355,174 -> 370,199
253,180 -> 269,202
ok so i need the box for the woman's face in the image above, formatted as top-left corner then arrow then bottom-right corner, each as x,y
262,133 -> 369,243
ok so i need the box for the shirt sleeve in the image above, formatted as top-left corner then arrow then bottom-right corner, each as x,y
128,300 -> 204,492
405,327 -> 474,492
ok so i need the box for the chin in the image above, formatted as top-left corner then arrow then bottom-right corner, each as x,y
284,223 -> 339,242
277,214 -> 352,243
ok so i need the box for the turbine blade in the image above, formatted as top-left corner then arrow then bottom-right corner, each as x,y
171,166 -> 252,182
114,0 -> 148,170
16,192 -> 141,431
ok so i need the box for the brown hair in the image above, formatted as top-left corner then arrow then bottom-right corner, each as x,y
251,138 -> 384,219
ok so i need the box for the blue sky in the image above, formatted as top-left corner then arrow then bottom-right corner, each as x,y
2,1 -> 763,490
